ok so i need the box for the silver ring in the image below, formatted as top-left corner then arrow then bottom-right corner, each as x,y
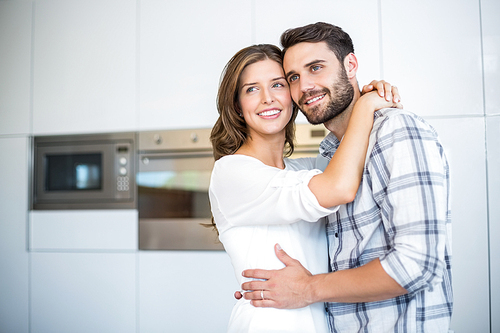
260,290 -> 265,300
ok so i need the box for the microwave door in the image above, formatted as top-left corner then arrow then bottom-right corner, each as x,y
35,144 -> 116,203
137,152 -> 222,250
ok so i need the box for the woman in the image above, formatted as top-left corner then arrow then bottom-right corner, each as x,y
209,44 -> 400,332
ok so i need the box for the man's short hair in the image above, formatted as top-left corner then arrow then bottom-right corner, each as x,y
280,22 -> 355,63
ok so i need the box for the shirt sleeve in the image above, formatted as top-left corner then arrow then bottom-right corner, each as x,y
209,155 -> 338,228
369,112 -> 450,295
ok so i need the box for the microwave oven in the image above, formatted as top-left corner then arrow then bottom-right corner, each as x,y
31,132 -> 136,210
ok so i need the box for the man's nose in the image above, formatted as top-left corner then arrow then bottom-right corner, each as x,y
299,76 -> 315,93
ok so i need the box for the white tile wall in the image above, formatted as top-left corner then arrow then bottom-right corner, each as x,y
0,1 -> 32,136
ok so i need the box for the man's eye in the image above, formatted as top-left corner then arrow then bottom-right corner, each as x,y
289,75 -> 298,83
311,65 -> 321,72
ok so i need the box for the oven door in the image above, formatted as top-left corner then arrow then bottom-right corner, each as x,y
137,152 -> 222,250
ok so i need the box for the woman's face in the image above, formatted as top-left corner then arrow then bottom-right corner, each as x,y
238,59 -> 293,139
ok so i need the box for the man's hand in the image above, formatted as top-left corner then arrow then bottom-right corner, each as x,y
240,244 -> 315,309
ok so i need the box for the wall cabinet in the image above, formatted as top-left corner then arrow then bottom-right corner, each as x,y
30,252 -> 136,333
427,117 -> 490,332
139,251 -> 239,332
0,1 -> 32,136
138,0 -> 253,131
381,0 -> 484,117
32,0 -> 137,135
0,138 -> 29,333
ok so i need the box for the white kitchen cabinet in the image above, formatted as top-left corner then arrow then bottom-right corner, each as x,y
0,1 -> 32,136
0,137 -> 29,333
139,251 -> 239,333
32,0 -> 137,135
487,116 -> 500,333
427,117 -> 490,332
482,0 -> 500,115
381,0 -> 484,117
138,0 -> 252,131
30,210 -> 138,251
31,252 -> 137,333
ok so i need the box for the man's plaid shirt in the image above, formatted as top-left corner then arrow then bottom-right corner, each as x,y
317,108 -> 453,332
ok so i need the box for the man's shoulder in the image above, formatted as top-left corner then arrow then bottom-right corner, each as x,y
373,108 -> 437,135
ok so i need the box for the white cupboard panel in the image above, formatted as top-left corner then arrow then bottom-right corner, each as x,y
31,252 -> 136,333
426,117 -> 489,332
482,0 -> 500,115
0,138 -> 29,333
0,1 -> 32,135
255,0 -> 380,125
487,116 -> 500,333
30,210 -> 138,251
139,251 -> 239,333
33,0 -> 136,135
381,0 -> 483,117
139,0 -> 252,131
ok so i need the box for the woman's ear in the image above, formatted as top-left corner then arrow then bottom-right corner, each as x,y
344,53 -> 358,79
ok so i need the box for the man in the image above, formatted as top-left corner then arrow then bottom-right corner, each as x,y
240,22 -> 453,332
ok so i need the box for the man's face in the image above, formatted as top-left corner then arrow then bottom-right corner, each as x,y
283,41 -> 354,124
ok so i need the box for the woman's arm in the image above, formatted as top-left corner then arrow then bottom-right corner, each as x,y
308,91 -> 401,208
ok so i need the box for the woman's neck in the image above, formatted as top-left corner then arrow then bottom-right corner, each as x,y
236,133 -> 285,169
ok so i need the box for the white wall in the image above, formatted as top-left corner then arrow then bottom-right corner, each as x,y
0,0 -> 498,332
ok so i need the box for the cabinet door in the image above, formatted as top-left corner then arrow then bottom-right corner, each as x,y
381,0 -> 483,117
487,116 -> 500,333
32,0 -> 136,135
31,252 -> 136,333
139,0 -> 252,131
139,251 -> 239,332
0,1 -> 32,136
0,138 -> 29,333
427,118 -> 490,332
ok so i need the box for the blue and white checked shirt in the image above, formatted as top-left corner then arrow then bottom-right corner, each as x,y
316,108 -> 452,333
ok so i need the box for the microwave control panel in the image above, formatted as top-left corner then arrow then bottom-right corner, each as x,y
115,143 -> 132,198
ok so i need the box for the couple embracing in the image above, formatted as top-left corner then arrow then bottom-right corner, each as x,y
209,22 -> 452,333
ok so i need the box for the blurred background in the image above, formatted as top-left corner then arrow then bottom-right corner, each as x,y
0,0 -> 498,332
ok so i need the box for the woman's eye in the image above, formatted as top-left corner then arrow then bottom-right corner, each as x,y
246,86 -> 257,93
272,82 -> 284,88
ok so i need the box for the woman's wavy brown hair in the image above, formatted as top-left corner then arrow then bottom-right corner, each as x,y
210,44 -> 298,161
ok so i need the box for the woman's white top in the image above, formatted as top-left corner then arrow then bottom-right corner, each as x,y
209,155 -> 339,333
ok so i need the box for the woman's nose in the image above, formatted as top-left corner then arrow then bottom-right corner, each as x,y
262,89 -> 275,104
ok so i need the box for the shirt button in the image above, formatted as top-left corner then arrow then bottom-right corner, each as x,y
335,232 -> 338,238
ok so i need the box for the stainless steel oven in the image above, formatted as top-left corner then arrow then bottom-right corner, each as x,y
136,124 -> 327,251
137,128 -> 221,250
32,132 -> 136,210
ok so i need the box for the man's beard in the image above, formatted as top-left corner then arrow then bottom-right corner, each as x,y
298,67 -> 354,125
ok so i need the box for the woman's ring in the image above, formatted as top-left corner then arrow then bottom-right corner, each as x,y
260,290 -> 265,300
